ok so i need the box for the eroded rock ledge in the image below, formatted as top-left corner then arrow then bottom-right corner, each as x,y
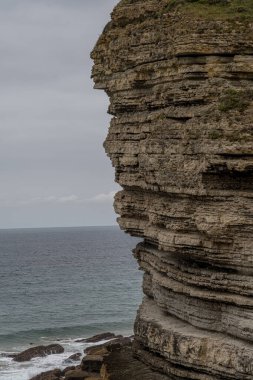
92,1 -> 253,378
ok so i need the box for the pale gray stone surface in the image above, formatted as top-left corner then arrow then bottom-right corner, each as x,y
92,1 -> 253,378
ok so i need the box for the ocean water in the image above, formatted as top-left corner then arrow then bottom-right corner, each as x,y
0,226 -> 142,380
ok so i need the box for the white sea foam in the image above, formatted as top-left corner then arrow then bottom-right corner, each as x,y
0,338 -> 87,380
0,336 -> 129,380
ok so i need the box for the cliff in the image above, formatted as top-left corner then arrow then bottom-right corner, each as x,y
91,1 -> 253,378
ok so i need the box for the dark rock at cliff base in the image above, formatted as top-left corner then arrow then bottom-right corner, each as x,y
29,368 -> 62,380
101,345 -> 169,380
75,332 -> 117,343
84,336 -> 132,355
13,344 -> 64,362
62,366 -> 76,375
81,355 -> 103,373
64,352 -> 82,364
64,369 -> 94,379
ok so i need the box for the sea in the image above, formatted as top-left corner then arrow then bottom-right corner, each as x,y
0,226 -> 142,380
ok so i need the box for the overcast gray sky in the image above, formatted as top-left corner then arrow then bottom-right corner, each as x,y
0,0 -> 120,229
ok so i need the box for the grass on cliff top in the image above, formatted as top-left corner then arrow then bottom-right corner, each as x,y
164,0 -> 253,20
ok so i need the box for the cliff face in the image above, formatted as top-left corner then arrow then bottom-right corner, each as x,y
92,1 -> 253,378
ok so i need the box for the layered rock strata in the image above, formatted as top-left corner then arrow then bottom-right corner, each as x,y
92,1 -> 253,378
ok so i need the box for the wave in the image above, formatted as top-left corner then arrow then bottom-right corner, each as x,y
0,320 -> 133,350
0,323 -> 133,380
0,343 -> 83,380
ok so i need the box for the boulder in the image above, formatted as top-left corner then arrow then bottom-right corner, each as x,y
75,332 -> 117,343
83,346 -> 108,357
100,346 -> 169,380
84,337 -> 131,355
13,344 -> 64,362
29,368 -> 62,380
62,366 -> 76,375
81,355 -> 103,373
64,352 -> 82,363
64,369 -> 91,379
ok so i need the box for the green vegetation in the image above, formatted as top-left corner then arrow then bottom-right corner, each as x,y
157,114 -> 167,120
226,130 -> 252,142
163,0 -> 253,19
219,88 -> 253,112
209,129 -> 223,139
121,0 -> 253,20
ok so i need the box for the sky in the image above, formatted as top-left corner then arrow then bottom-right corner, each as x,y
0,0 -> 120,229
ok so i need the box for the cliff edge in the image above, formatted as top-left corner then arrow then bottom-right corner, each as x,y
92,1 -> 253,378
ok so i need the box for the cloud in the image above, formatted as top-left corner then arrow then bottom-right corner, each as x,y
0,0 -> 120,228
89,191 -> 116,203
57,195 -> 79,203
16,195 -> 78,205
0,191 -> 117,208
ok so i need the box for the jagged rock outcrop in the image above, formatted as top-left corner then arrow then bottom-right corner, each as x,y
92,1 -> 253,378
13,344 -> 64,362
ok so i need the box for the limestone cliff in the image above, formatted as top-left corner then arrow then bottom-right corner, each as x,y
92,1 -> 253,378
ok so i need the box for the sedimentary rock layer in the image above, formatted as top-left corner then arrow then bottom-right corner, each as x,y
92,1 -> 253,378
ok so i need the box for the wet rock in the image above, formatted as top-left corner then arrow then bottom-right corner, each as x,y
75,332 -> 117,343
64,352 -> 82,364
81,355 -> 103,373
81,338 -> 133,376
62,366 -> 76,375
84,336 -> 132,355
100,346 -> 169,380
83,345 -> 108,357
64,369 -> 91,379
13,344 -> 64,362
29,368 -> 62,380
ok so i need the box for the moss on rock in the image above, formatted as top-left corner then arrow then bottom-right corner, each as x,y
219,88 -> 253,112
163,0 -> 253,19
